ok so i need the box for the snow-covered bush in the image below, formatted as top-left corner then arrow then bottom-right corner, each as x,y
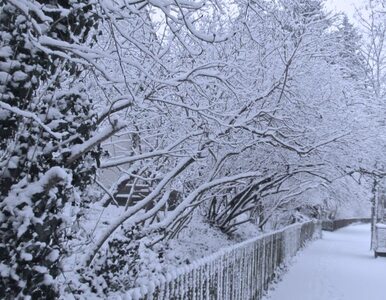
0,1 -> 101,297
75,224 -> 167,297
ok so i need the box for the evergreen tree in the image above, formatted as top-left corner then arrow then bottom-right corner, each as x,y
336,15 -> 366,80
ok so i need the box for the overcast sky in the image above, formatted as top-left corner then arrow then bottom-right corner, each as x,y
324,0 -> 366,22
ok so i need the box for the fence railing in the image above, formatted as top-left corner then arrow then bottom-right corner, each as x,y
124,221 -> 322,300
322,218 -> 371,232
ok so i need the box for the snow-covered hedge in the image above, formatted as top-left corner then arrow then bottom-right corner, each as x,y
322,218 -> 371,231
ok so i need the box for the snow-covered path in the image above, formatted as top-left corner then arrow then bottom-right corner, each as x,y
264,224 -> 386,300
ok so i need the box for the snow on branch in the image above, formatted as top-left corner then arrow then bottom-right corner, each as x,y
0,101 -> 63,139
84,156 -> 195,265
6,0 -> 53,35
238,124 -> 350,156
100,131 -> 203,168
2,166 -> 70,237
66,119 -> 126,164
148,171 -> 262,231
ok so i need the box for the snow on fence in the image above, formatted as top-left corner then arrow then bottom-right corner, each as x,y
124,221 -> 322,300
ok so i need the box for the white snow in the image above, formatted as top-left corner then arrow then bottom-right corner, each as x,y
0,71 -> 10,84
264,224 -> 386,300
165,213 -> 237,264
12,70 -> 28,82
0,46 -> 12,58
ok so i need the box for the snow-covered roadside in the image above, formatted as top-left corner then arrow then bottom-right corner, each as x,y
264,224 -> 386,300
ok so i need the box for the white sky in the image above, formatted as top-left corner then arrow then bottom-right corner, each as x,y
324,0 -> 366,22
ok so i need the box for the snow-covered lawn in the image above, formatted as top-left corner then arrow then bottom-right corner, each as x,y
264,224 -> 386,300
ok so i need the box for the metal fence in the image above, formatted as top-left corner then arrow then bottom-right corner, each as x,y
124,221 -> 322,300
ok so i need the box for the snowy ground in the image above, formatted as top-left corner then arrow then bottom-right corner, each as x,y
264,224 -> 386,300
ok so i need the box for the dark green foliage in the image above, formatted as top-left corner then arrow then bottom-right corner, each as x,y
79,225 -> 143,295
0,0 -> 99,298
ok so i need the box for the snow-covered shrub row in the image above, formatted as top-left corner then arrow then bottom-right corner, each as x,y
122,221 -> 321,300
